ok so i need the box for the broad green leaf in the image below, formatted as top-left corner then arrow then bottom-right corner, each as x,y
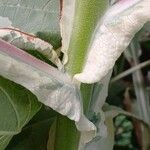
0,76 -> 41,150
47,115 -> 81,150
0,0 -> 60,34
6,106 -> 57,150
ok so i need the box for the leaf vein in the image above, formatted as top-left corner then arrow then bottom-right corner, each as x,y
0,86 -> 20,129
0,5 -> 58,13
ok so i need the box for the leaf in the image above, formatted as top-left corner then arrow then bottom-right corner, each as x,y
0,28 -> 63,69
25,50 -> 56,67
6,106 -> 57,150
0,39 -> 81,122
74,0 -> 150,83
0,0 -> 60,34
0,0 -> 62,68
0,76 -> 41,150
0,39 -> 96,143
36,32 -> 61,50
47,115 -> 81,150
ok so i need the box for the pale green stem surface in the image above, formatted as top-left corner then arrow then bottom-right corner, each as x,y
66,0 -> 107,75
55,1 -> 108,150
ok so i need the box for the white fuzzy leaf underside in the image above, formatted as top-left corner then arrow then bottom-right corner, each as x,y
0,28 -> 62,69
74,0 -> 150,84
0,39 -> 81,121
0,39 -> 96,143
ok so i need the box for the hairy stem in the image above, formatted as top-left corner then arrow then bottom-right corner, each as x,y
55,1 -> 107,150
66,0 -> 107,75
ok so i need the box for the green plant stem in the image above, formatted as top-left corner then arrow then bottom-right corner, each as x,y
66,0 -> 107,75
80,84 -> 94,114
55,1 -> 107,150
66,0 -> 108,117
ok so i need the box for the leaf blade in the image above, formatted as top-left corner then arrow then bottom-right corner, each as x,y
0,76 -> 41,149
0,0 -> 60,34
